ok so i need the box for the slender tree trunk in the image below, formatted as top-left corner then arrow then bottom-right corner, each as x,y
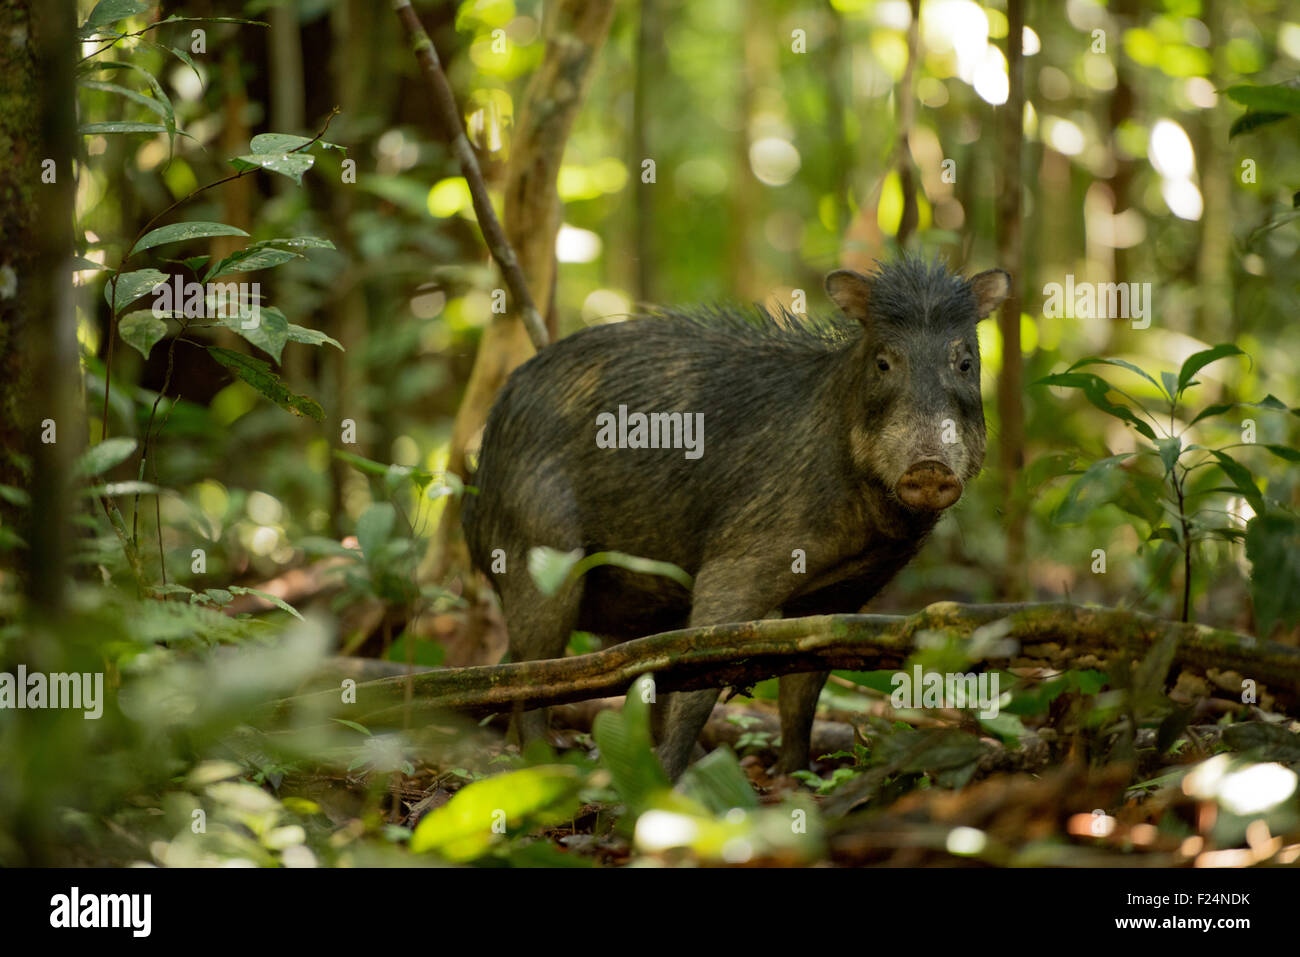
996,0 -> 1026,600
424,0 -> 615,582
630,0 -> 661,306
1194,0 -> 1232,341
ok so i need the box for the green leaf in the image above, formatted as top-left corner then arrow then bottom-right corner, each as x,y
132,221 -> 248,257
204,245 -> 301,282
285,324 -> 343,350
1154,436 -> 1182,476
80,0 -> 151,34
215,304 -> 289,364
1159,370 -> 1179,402
206,346 -> 324,420
592,676 -> 669,814
249,133 -> 342,154
0,484 -> 31,507
104,268 -> 167,312
80,122 -> 168,135
250,133 -> 316,153
1245,510 -> 1300,638
73,437 -> 137,478
1224,84 -> 1300,115
1229,111 -> 1291,139
356,503 -> 397,562
331,717 -> 372,736
333,451 -> 391,477
1068,357 -> 1164,397
1206,449 -> 1263,513
1262,444 -> 1300,463
409,765 -> 584,861
1188,402 -> 1235,427
1177,344 -> 1246,395
230,152 -> 314,184
528,546 -> 584,596
1052,454 -> 1135,525
678,747 -> 759,815
78,79 -> 169,119
1249,394 -> 1300,417
264,236 -> 336,250
228,585 -> 305,621
118,310 -> 167,360
1037,372 -> 1157,440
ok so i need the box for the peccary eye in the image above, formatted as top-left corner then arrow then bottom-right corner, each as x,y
876,357 -> 890,372
959,358 -> 973,373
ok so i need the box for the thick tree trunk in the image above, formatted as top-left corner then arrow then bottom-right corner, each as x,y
0,0 -> 83,613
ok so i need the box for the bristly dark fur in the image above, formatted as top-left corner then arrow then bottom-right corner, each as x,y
863,255 -> 978,332
636,255 -> 977,347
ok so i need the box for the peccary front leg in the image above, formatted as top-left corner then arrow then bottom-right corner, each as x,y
656,559 -> 788,780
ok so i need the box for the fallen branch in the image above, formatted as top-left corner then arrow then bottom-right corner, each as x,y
392,0 -> 548,350
265,602 -> 1300,728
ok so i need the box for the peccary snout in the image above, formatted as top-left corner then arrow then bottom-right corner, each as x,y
895,460 -> 962,511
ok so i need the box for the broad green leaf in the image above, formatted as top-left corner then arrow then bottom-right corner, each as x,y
250,133 -> 315,153
593,675 -> 669,814
679,746 -> 759,815
230,152 -> 314,184
265,236 -> 335,250
118,310 -> 167,359
286,324 -> 343,350
207,346 -> 324,420
1052,454 -> 1134,525
409,765 -> 584,861
80,0 -> 151,34
249,133 -> 342,153
73,437 -> 137,478
216,304 -> 289,364
1224,84 -> 1300,115
80,122 -> 168,135
1229,111 -> 1291,139
0,484 -> 30,507
356,503 -> 396,562
1177,344 -> 1246,394
1154,436 -> 1181,476
1245,510 -> 1300,638
297,536 -> 359,559
1206,450 -> 1263,512
132,221 -> 248,256
528,546 -> 583,596
104,268 -> 167,312
204,245 -> 300,282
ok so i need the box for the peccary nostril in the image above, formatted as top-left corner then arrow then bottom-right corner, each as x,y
895,461 -> 962,511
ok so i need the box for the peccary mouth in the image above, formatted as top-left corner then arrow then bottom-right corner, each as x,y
894,460 -> 963,511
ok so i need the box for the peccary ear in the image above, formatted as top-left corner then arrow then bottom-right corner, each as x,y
825,270 -> 873,324
970,269 -> 1011,319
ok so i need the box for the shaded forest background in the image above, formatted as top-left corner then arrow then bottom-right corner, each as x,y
1,0 -> 1299,868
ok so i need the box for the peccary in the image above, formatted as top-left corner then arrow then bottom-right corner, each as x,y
462,257 -> 1010,779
